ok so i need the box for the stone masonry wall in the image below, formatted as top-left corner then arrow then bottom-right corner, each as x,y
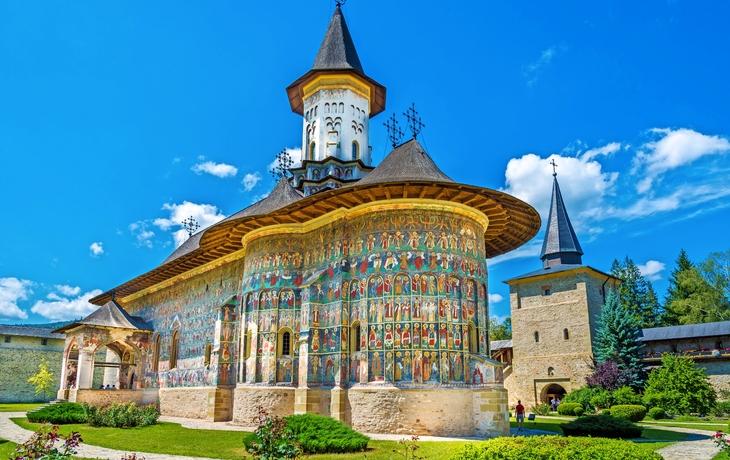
158,387 -> 211,419
70,389 -> 158,406
0,336 -> 64,403
232,387 -> 296,425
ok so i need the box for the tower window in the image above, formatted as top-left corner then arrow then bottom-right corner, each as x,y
534,331 -> 540,343
309,142 -> 316,160
548,367 -> 554,376
4,336 -> 10,343
352,141 -> 359,160
278,329 -> 292,357
314,106 -> 318,116
563,329 -> 569,340
339,102 -> 344,113
41,338 -> 48,346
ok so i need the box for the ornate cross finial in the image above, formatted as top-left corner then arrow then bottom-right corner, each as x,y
335,0 -> 346,6
550,159 -> 558,177
269,149 -> 294,182
403,103 -> 425,140
181,216 -> 200,236
384,113 -> 404,148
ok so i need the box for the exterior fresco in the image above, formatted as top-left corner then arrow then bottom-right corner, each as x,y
238,206 -> 500,390
123,258 -> 246,389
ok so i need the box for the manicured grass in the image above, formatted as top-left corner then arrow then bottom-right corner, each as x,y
641,420 -> 728,432
0,403 -> 44,412
0,438 -> 18,458
14,418 -> 470,460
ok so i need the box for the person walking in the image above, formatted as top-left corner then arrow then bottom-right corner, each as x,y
515,400 -> 525,432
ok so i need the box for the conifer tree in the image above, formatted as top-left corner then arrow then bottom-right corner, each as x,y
661,249 -> 694,325
593,290 -> 644,387
610,256 -> 661,328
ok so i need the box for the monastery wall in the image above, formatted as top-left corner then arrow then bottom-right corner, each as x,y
0,336 -> 64,403
232,387 -> 296,424
68,388 -> 158,407
158,387 -> 212,419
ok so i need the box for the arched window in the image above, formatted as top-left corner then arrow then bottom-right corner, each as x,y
278,328 -> 293,357
548,367 -> 555,376
309,142 -> 316,160
314,106 -> 318,116
350,322 -> 361,352
170,330 -> 179,369
563,328 -> 569,340
204,343 -> 212,366
325,103 -> 330,113
351,141 -> 359,160
534,331 -> 540,343
153,334 -> 161,372
338,102 -> 344,113
468,322 -> 478,353
244,330 -> 252,359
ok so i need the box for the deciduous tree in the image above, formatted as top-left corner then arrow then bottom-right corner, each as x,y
643,355 -> 716,415
28,358 -> 55,399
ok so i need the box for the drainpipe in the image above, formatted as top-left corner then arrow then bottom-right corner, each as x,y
602,277 -> 610,303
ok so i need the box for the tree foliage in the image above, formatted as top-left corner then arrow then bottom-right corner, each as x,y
593,290 -> 644,386
611,256 -> 661,328
489,317 -> 512,341
586,361 -> 633,391
28,358 -> 55,399
643,354 -> 716,415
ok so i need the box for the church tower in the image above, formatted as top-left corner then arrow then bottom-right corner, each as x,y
503,169 -> 620,408
286,5 -> 386,195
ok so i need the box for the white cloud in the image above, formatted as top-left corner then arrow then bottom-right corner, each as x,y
488,293 -> 504,304
242,172 -> 262,192
488,240 -> 543,265
31,289 -> 103,321
153,201 -> 226,248
634,128 -> 730,193
502,148 -> 618,231
89,242 -> 104,257
0,278 -> 32,320
129,221 -> 155,248
191,161 -> 238,178
638,260 -> 666,281
523,47 -> 558,86
55,285 -> 81,296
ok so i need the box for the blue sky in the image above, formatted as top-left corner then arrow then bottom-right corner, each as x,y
1,1 -> 729,324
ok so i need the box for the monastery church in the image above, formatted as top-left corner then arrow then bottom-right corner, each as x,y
53,7 -> 544,437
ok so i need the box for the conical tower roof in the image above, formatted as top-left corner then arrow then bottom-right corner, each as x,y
540,175 -> 583,268
312,5 -> 363,72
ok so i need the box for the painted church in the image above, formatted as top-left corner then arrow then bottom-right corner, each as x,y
54,6 -> 541,437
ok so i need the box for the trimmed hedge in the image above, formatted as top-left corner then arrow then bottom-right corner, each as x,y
557,403 -> 582,416
26,403 -> 87,424
449,435 -> 662,460
84,402 -> 159,428
284,414 -> 369,454
560,414 -> 643,438
648,407 -> 665,420
610,405 -> 647,422
573,407 -> 585,416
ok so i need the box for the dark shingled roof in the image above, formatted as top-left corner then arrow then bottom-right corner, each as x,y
53,300 -> 153,333
0,325 -> 65,340
640,321 -> 730,342
540,176 -> 583,264
503,264 -> 617,283
162,179 -> 303,265
351,139 -> 452,186
312,5 -> 363,72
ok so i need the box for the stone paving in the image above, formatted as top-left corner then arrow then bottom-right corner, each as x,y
0,411 -> 723,459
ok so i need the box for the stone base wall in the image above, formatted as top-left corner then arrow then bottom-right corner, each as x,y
233,386 -> 296,425
347,387 -> 508,437
702,362 -> 730,393
0,338 -> 64,403
67,389 -> 158,406
159,387 -> 212,419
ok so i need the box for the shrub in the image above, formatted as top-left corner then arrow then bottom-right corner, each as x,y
590,390 -> 613,410
557,402 -> 582,416
562,386 -> 602,412
560,414 -> 643,438
648,407 -> 665,420
449,435 -> 662,460
84,402 -> 159,428
573,407 -> 585,416
27,402 -> 87,424
644,355 -> 716,415
532,404 -> 551,416
244,406 -> 301,460
284,413 -> 369,454
610,405 -> 647,422
613,386 -> 643,406
11,423 -> 82,460
586,361 -> 634,391
714,401 -> 730,416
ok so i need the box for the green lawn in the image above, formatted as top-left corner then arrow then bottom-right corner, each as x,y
0,438 -> 18,458
0,403 -> 44,412
511,416 -> 688,442
641,420 -> 728,432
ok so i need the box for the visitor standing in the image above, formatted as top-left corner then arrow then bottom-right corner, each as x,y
515,400 -> 525,432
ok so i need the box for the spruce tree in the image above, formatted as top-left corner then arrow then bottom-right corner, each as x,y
593,290 -> 644,387
662,249 -> 694,325
610,256 -> 661,328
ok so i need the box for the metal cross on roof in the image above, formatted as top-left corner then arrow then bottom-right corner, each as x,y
335,0 -> 346,6
181,216 -> 200,236
550,159 -> 558,177
270,149 -> 294,182
403,103 -> 425,140
384,113 -> 404,148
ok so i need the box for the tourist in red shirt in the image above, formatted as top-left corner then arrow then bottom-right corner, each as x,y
515,400 -> 525,432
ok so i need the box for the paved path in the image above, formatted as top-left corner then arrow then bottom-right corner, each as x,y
2,411 -> 722,459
